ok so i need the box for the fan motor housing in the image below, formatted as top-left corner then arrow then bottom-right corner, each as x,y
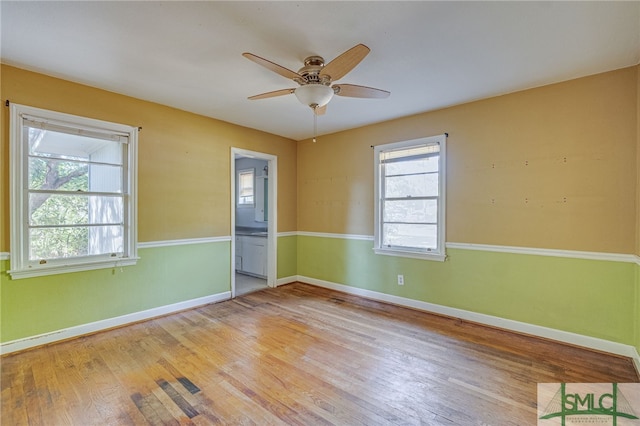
298,56 -> 330,85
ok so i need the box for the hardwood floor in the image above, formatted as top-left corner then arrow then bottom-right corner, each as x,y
2,282 -> 638,425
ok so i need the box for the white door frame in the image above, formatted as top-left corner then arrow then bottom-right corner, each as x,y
230,148 -> 277,298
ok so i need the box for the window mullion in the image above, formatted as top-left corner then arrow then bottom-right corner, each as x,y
28,189 -> 124,197
30,223 -> 125,229
385,171 -> 438,178
383,196 -> 438,201
28,154 -> 123,168
383,220 -> 438,224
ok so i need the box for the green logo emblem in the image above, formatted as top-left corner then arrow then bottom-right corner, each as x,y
539,383 -> 639,425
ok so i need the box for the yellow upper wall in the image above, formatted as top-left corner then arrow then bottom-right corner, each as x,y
2,64 -> 638,255
298,66 -> 639,254
637,65 -> 640,257
0,65 -> 298,251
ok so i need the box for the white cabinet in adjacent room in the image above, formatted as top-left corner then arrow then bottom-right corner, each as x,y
235,236 -> 243,270
236,236 -> 266,278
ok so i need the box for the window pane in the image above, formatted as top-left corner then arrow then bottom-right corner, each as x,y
28,157 -> 87,191
28,127 -> 123,164
28,158 -> 122,192
385,172 -> 438,198
385,155 -> 439,176
238,170 -> 254,205
30,227 -> 88,259
239,172 -> 253,195
29,225 -> 123,260
383,223 -> 438,250
29,194 -> 123,226
383,199 -> 437,223
88,196 -> 124,224
88,225 -> 124,255
381,144 -> 439,163
87,163 -> 123,193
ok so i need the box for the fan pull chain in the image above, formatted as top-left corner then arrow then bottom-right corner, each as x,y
313,108 -> 317,143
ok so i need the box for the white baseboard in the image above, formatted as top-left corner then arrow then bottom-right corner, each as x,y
4,276 -> 639,378
276,276 -> 299,286
1,291 -> 231,355
295,275 -> 640,376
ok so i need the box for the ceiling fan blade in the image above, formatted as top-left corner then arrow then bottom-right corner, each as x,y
314,105 -> 327,116
248,88 -> 295,100
320,44 -> 370,81
333,84 -> 390,99
243,52 -> 302,81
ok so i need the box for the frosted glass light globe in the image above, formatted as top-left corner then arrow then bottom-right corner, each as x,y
294,84 -> 334,108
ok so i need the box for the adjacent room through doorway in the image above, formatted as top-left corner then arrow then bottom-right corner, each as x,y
231,149 -> 277,297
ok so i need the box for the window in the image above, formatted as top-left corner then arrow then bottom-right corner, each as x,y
9,104 -> 138,278
237,168 -> 255,206
374,134 -> 447,261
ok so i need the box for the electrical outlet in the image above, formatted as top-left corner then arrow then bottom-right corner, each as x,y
397,274 -> 404,285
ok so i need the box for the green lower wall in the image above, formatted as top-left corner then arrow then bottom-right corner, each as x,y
2,235 -> 638,355
277,235 -> 297,279
0,242 -> 231,343
636,263 -> 640,354
1,235 -> 299,344
297,235 -> 637,347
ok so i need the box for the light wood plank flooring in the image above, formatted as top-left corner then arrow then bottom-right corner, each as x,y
2,282 -> 638,425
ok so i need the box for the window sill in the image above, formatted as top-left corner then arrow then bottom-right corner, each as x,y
373,247 -> 446,262
8,257 -> 139,280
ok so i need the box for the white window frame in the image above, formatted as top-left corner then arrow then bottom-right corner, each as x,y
373,134 -> 447,261
9,103 -> 138,279
237,168 -> 255,207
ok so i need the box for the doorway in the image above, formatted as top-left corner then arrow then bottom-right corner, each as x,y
231,148 -> 277,297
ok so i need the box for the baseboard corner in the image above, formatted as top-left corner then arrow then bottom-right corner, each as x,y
276,275 -> 300,287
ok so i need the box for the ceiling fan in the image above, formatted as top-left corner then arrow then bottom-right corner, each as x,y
243,44 -> 390,117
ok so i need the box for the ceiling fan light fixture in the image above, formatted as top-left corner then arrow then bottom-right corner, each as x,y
294,84 -> 334,108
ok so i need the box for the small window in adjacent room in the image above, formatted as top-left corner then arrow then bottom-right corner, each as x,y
374,134 -> 447,261
237,168 -> 255,206
9,103 -> 138,279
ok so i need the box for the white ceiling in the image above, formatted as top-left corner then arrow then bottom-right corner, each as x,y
2,1 -> 639,141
